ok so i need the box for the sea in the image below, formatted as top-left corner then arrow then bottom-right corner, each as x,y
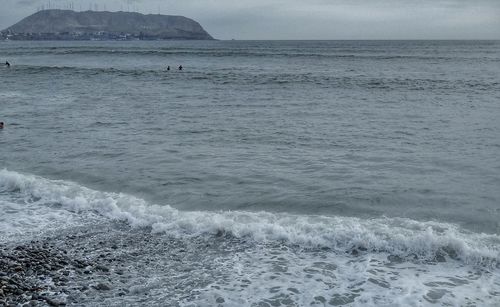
0,40 -> 499,306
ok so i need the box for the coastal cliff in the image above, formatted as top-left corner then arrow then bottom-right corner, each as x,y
2,9 -> 214,40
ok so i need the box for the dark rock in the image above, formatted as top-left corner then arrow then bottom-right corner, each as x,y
44,297 -> 66,306
93,283 -> 111,291
13,288 -> 23,295
73,261 -> 86,269
94,265 -> 109,272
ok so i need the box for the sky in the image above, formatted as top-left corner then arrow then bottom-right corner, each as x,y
1,0 -> 499,39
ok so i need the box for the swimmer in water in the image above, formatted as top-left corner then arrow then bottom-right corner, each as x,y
0,122 -> 4,129
178,65 -> 183,71
5,61 -> 10,67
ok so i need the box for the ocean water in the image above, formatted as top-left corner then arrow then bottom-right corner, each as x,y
1,40 -> 500,306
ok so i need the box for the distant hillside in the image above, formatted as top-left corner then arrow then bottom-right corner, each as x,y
2,10 -> 214,40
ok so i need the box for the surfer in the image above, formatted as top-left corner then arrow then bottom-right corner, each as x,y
0,122 -> 4,129
5,61 -> 10,67
178,65 -> 183,71
167,66 -> 170,71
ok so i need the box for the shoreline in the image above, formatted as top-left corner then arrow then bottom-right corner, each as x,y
0,222 -> 242,306
1,223 -> 134,306
1,219 -> 499,306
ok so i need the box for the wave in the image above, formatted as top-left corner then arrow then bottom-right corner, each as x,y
2,46 -> 493,62
10,65 -> 499,91
1,169 -> 499,267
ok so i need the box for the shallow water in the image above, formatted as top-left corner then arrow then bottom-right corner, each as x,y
1,40 -> 500,305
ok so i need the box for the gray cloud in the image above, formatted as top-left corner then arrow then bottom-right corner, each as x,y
3,0 -> 500,39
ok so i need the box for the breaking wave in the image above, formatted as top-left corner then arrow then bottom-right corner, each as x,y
1,169 -> 499,267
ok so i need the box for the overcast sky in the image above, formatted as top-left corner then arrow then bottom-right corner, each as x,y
1,0 -> 499,39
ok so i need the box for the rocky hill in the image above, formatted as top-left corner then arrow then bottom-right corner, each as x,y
2,10 -> 214,40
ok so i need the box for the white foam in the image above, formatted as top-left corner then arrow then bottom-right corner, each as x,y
181,245 -> 500,306
1,169 -> 499,266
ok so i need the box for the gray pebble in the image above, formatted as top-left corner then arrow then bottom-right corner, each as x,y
95,265 -> 109,272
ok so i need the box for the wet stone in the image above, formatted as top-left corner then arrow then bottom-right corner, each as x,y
45,297 -> 66,306
95,265 -> 109,272
94,283 -> 111,291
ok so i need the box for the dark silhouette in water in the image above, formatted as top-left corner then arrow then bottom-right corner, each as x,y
167,66 -> 170,71
0,122 -> 4,129
178,65 -> 183,71
5,61 -> 10,67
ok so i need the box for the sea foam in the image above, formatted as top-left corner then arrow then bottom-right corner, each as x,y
1,169 -> 499,267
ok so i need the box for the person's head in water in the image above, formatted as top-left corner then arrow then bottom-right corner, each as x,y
167,66 -> 170,71
178,65 -> 183,70
5,61 -> 10,67
0,122 -> 4,129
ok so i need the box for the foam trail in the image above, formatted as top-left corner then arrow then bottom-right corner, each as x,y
1,169 -> 499,266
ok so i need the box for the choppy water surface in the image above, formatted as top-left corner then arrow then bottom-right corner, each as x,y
1,40 -> 500,305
